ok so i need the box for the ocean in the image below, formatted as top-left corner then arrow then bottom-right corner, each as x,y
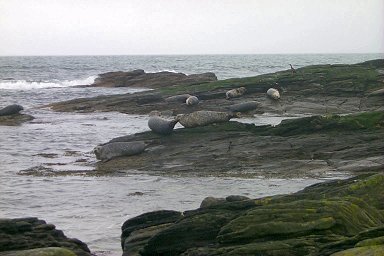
0,53 -> 382,255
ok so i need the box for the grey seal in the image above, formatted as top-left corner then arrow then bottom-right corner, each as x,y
165,94 -> 191,103
148,116 -> 178,135
267,88 -> 280,100
228,101 -> 260,113
0,104 -> 24,116
94,141 -> 146,162
176,110 -> 239,128
186,96 -> 199,106
226,87 -> 247,99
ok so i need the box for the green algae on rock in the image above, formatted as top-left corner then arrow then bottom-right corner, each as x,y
0,113 -> 34,126
0,247 -> 77,256
121,173 -> 384,256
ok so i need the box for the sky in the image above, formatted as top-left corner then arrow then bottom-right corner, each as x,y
0,0 -> 383,55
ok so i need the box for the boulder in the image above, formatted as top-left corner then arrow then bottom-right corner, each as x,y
0,218 -> 91,256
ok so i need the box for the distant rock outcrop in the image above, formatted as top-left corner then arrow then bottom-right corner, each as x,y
89,69 -> 217,88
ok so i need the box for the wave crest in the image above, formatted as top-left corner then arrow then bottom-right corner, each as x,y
0,76 -> 97,90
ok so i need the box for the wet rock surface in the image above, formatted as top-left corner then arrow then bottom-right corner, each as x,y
0,217 -> 91,256
94,111 -> 384,178
0,113 -> 34,126
121,173 -> 384,256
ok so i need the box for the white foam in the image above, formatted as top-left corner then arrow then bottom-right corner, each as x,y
0,76 -> 97,90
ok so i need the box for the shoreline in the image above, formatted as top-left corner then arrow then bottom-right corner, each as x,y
1,59 -> 383,255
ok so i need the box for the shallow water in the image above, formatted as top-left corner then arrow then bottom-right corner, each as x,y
0,104 -> 348,254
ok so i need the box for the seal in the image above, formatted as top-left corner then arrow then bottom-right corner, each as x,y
228,101 -> 260,113
93,141 -> 146,162
267,88 -> 280,100
0,104 -> 24,116
176,110 -> 239,128
226,87 -> 247,99
185,96 -> 199,106
148,116 -> 179,135
165,94 -> 191,103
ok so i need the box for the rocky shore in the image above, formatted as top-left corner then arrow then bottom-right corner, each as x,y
93,111 -> 384,178
121,173 -> 384,256
49,59 -> 384,116
3,60 -> 383,255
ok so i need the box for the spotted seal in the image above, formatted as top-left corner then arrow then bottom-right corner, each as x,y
186,96 -> 199,106
148,116 -> 178,135
165,94 -> 191,103
93,141 -> 146,162
0,104 -> 24,116
176,110 -> 239,128
267,88 -> 280,100
228,101 -> 260,113
226,87 -> 247,99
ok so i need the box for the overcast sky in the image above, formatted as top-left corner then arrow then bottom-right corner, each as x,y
0,0 -> 383,55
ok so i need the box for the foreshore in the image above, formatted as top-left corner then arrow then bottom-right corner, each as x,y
1,59 -> 383,255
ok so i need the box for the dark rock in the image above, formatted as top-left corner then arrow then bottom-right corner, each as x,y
0,217 -> 91,256
93,111 -> 384,178
200,197 -> 226,208
90,70 -> 217,89
121,173 -> 384,256
121,210 -> 183,255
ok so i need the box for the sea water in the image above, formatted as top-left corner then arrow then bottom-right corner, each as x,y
0,54 -> 382,254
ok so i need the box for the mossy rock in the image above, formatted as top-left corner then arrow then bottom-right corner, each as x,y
0,114 -> 34,126
0,247 -> 76,256
123,174 -> 384,256
330,245 -> 384,256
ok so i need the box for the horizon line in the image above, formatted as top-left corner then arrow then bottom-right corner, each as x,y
0,52 -> 383,57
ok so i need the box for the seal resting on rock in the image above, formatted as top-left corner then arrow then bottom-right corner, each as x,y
267,88 -> 280,100
165,94 -> 191,103
228,101 -> 260,113
176,110 -> 239,128
0,104 -> 24,116
186,96 -> 199,106
148,116 -> 179,135
94,141 -> 146,162
226,87 -> 247,99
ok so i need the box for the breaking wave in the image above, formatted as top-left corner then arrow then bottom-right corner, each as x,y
0,76 -> 97,90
